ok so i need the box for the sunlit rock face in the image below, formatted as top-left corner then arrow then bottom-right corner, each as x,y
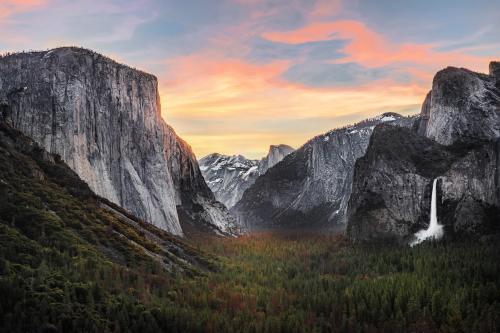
233,113 -> 416,230
258,144 -> 295,174
347,63 -> 500,242
0,47 -> 236,235
199,144 -> 294,209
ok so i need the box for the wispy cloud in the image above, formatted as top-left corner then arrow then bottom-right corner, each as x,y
0,0 -> 498,158
262,20 -> 491,71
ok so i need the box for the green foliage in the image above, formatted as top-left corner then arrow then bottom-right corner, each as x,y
186,233 -> 500,333
0,124 -> 211,332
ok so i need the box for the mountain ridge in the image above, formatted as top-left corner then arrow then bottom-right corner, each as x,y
232,112 -> 417,230
199,144 -> 294,209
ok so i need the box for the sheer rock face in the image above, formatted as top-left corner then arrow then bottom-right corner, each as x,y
199,144 -> 294,209
258,144 -> 295,174
346,125 -> 500,242
0,47 -> 235,236
490,61 -> 500,79
418,65 -> 500,145
232,113 -> 415,230
347,63 -> 500,242
163,124 -> 237,235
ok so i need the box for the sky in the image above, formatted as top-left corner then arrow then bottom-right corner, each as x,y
0,0 -> 499,159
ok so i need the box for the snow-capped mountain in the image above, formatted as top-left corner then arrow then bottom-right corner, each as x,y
199,144 -> 294,208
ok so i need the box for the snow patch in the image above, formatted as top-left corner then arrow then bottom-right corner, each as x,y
242,165 -> 258,180
380,116 -> 396,122
43,50 -> 54,59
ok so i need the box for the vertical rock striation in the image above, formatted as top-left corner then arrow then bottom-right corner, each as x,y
0,47 -> 235,236
258,144 -> 295,174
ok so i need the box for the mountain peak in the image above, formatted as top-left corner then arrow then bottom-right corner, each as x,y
261,144 -> 295,173
199,144 -> 294,209
423,61 -> 500,145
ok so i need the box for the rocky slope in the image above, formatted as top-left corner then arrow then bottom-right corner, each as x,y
232,113 -> 416,230
347,62 -> 500,242
199,144 -> 294,208
0,120 -> 219,331
0,120 -> 213,273
0,47 -> 235,236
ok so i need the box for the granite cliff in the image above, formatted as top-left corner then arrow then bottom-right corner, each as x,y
0,47 -> 235,236
347,62 -> 500,242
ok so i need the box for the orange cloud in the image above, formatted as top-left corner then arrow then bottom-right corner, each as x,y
160,54 -> 427,159
163,55 -> 290,99
262,20 -> 491,72
160,13 -> 492,158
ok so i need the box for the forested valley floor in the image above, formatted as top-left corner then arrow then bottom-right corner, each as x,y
2,224 -> 499,332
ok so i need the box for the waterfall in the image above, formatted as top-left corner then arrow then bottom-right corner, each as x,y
410,178 -> 444,246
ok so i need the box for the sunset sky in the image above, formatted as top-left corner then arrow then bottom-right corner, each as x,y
1,0 -> 499,158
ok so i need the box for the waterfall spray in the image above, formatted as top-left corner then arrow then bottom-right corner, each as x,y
410,178 -> 444,246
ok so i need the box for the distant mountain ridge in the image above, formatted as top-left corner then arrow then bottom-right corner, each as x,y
232,112 -> 416,230
199,144 -> 294,208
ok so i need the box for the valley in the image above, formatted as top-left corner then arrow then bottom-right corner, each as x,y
2,115 -> 498,332
0,46 -> 499,332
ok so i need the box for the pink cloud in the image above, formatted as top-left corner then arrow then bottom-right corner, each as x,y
163,54 -> 290,88
309,0 -> 342,20
262,20 -> 491,72
0,0 -> 46,20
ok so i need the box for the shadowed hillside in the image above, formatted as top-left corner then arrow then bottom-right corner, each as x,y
0,121 -> 216,332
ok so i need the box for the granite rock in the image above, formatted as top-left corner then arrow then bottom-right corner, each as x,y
0,47 -> 235,236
